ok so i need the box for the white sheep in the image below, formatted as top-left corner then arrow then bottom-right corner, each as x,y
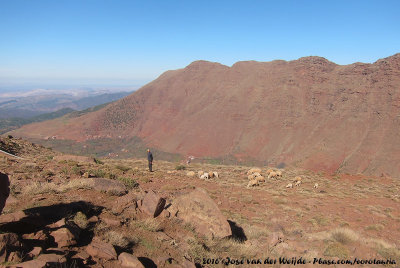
247,179 -> 259,188
286,183 -> 293,188
247,168 -> 262,175
200,173 -> 209,180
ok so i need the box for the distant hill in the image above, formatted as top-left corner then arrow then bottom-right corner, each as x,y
9,54 -> 400,177
0,91 -> 132,119
0,108 -> 75,134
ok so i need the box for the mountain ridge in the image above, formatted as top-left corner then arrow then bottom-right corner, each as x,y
9,53 -> 400,177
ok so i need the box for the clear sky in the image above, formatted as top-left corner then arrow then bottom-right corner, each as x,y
0,0 -> 399,88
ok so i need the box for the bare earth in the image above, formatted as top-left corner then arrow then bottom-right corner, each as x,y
0,137 -> 399,267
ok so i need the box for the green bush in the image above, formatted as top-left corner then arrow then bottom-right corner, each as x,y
118,177 -> 139,189
115,165 -> 131,172
94,158 -> 104,165
175,165 -> 186,170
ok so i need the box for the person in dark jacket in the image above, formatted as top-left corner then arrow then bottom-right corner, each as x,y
0,172 -> 10,214
147,149 -> 153,172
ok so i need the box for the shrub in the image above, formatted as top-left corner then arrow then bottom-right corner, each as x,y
331,228 -> 359,244
118,177 -> 139,189
324,242 -> 349,258
104,231 -> 132,249
94,158 -> 104,164
175,165 -> 186,170
115,165 -> 131,172
73,211 -> 88,229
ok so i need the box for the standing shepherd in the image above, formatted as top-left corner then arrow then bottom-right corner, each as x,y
0,172 -> 10,214
147,149 -> 153,172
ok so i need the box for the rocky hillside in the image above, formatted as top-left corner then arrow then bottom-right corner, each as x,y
9,54 -> 400,177
0,137 -> 399,267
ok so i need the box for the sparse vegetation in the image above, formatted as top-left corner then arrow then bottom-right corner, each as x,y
175,164 -> 186,170
324,242 -> 349,258
104,231 -> 132,249
117,176 -> 139,189
73,211 -> 88,229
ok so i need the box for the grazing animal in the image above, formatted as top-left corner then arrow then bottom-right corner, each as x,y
295,180 -> 301,187
268,171 -> 278,179
266,168 -> 274,175
294,176 -> 302,182
313,183 -> 319,189
200,173 -> 209,179
247,179 -> 259,188
213,172 -> 219,178
252,172 -> 261,177
286,183 -> 293,188
208,171 -> 215,178
198,171 -> 204,178
275,170 -> 282,177
256,176 -> 265,183
247,168 -> 262,175
248,174 -> 256,180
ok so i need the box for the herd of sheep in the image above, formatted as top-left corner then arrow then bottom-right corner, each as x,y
185,167 -> 319,190
246,168 -> 319,189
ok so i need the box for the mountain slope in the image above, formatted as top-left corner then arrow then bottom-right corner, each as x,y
10,54 -> 400,177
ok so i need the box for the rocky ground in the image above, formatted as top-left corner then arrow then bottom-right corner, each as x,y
0,136 -> 399,267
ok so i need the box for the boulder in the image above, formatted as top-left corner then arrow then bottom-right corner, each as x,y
0,233 -> 20,262
112,191 -> 138,215
0,172 -> 10,214
88,177 -> 127,195
11,259 -> 47,268
11,253 -> 66,268
7,251 -> 22,263
140,191 -> 166,218
101,216 -> 121,227
50,227 -> 78,247
118,252 -> 145,268
173,188 -> 232,239
86,237 -> 117,260
28,247 -> 42,258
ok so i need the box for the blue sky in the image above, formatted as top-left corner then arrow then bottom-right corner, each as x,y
0,0 -> 399,88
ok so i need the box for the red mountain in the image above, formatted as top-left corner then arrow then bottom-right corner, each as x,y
11,54 -> 400,177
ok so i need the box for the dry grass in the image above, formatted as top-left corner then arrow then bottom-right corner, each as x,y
132,218 -> 163,232
365,224 -> 385,232
331,228 -> 359,244
324,242 -> 349,258
23,179 -> 92,195
73,211 -> 88,229
103,230 -> 132,249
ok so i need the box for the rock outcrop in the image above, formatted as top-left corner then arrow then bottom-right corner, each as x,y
172,188 -> 232,239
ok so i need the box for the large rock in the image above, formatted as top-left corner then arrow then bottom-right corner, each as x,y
173,188 -> 232,239
88,177 -> 127,195
0,172 -> 10,214
140,190 -> 166,218
85,237 -> 117,260
118,252 -> 145,267
50,227 -> 77,247
12,253 -> 68,267
112,191 -> 138,215
0,233 -> 20,262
